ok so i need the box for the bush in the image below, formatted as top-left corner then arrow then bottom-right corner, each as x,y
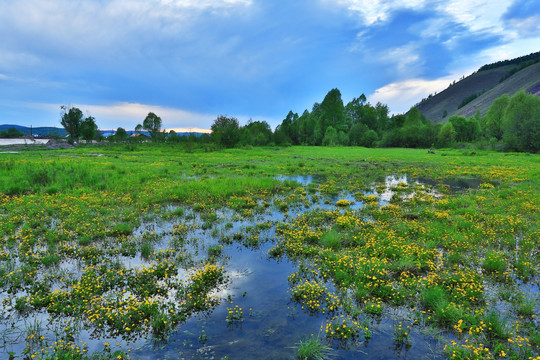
502,91 -> 540,152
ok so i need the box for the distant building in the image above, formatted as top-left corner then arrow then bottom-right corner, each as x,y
130,133 -> 148,138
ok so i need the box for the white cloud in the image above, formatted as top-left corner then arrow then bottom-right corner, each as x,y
475,38 -> 540,65
382,44 -> 423,77
83,102 -> 217,131
0,0 -> 253,58
24,101 -> 216,131
437,0 -> 508,33
504,15 -> 540,37
328,0 -> 510,33
369,70 -> 473,114
162,0 -> 252,10
329,0 -> 513,49
325,0 -> 425,25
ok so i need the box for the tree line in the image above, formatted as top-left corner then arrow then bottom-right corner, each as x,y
210,88 -> 539,153
59,87 -> 540,153
59,107 -> 195,143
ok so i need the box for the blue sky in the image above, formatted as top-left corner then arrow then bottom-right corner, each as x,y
1,0 -> 539,131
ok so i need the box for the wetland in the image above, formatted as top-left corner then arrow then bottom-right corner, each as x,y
0,145 -> 538,359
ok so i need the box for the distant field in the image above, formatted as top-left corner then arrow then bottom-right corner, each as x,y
0,144 -> 538,360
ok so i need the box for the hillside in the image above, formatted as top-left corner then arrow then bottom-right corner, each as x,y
416,52 -> 540,122
0,125 -> 205,138
457,62 -> 540,118
0,124 -> 66,137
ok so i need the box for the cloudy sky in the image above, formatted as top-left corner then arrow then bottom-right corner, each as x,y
1,0 -> 539,131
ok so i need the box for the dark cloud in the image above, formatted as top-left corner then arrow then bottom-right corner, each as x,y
503,0 -> 540,20
0,0 -> 538,128
502,0 -> 540,35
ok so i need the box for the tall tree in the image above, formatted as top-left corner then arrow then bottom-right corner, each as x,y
348,122 -> 368,146
211,115 -> 240,148
279,111 -> 299,144
322,126 -> 338,146
115,127 -> 128,141
438,122 -> 456,147
242,120 -> 273,146
375,102 -> 389,134
60,105 -> 84,141
296,110 -> 311,144
143,112 -> 162,139
320,88 -> 346,131
80,116 -> 98,141
404,107 -> 424,128
485,94 -> 510,140
345,94 -> 367,126
503,91 -> 540,152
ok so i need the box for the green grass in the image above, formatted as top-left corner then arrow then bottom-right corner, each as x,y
296,336 -> 332,360
0,144 -> 538,359
320,230 -> 341,250
482,250 -> 507,278
421,286 -> 447,311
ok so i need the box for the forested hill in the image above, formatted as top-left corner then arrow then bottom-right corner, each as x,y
416,51 -> 540,123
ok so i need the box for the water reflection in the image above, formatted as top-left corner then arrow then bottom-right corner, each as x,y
274,174 -> 325,186
1,173 -> 463,359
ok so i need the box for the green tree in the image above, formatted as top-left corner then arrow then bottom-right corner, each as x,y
242,120 -> 272,146
320,89 -> 346,131
345,94 -> 367,129
60,105 -> 84,141
387,114 -> 406,130
348,122 -> 368,146
337,131 -> 349,146
115,127 -> 128,141
437,122 -> 456,147
360,129 -> 378,147
502,91 -> 540,152
322,126 -> 339,146
485,94 -> 509,140
211,115 -> 240,148
448,115 -> 468,142
143,112 -> 162,139
296,110 -> 311,144
394,107 -> 433,148
0,127 -> 24,138
276,111 -> 298,145
465,116 -> 481,141
80,116 -> 98,141
404,107 -> 424,127
375,102 -> 389,134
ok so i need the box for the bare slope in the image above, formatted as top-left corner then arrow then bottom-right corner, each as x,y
416,62 -> 540,123
457,62 -> 540,119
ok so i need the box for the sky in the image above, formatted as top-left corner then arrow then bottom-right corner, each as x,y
1,0 -> 539,132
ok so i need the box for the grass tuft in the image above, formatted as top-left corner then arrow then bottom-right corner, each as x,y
296,336 -> 332,360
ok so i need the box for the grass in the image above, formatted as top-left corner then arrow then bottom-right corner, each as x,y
0,144 -> 538,359
296,336 -> 332,360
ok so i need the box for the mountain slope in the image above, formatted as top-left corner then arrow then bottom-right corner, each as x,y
0,124 -> 66,137
416,52 -> 540,122
457,62 -> 540,119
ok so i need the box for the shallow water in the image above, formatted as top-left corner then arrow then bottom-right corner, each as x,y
0,174 -> 489,359
132,241 -> 445,360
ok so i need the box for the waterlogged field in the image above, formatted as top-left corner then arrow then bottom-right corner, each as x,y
0,145 -> 539,360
